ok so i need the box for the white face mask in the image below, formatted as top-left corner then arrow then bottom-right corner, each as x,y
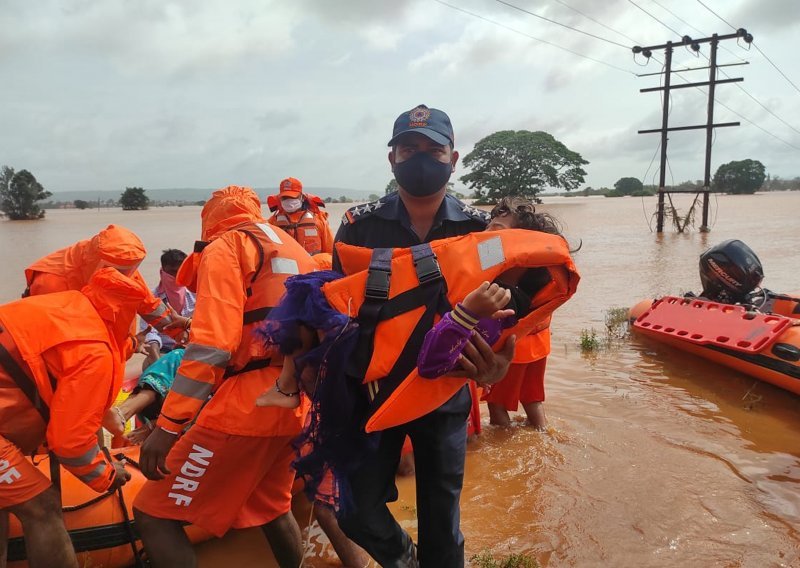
281,197 -> 302,213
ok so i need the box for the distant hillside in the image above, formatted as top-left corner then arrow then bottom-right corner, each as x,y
46,186 -> 376,203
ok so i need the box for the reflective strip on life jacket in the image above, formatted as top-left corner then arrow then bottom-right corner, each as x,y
255,222 -> 283,244
271,257 -> 300,275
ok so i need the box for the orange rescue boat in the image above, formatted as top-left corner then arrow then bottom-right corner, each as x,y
7,446 -> 212,568
629,293 -> 800,395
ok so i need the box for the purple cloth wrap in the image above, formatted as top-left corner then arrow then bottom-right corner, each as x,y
417,306 -> 515,378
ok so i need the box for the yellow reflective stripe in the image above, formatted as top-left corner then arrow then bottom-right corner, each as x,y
182,344 -> 230,369
171,373 -> 213,401
55,445 -> 99,467
77,462 -> 107,484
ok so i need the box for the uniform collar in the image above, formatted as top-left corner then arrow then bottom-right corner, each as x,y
374,192 -> 473,226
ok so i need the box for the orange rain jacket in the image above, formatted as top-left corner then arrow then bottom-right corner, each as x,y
0,269 -> 150,492
156,186 -> 317,438
23,225 -> 177,353
267,194 -> 333,256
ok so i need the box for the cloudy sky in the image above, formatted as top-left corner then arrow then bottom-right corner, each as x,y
1,0 -> 798,194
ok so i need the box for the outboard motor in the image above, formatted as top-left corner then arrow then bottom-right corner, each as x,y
699,239 -> 764,303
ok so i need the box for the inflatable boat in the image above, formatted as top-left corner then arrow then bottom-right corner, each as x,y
629,294 -> 800,395
6,446 -> 212,568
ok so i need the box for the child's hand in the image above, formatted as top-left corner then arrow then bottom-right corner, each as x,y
103,406 -> 126,436
125,424 -> 154,445
462,282 -> 514,320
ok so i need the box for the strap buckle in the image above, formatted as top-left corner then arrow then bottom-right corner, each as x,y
365,268 -> 391,300
414,255 -> 441,284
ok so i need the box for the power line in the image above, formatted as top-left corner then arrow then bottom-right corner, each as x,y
494,0 -> 631,49
716,64 -> 800,137
694,0 -> 737,31
649,0 -> 746,63
693,0 -> 800,97
431,0 -> 637,75
753,42 -> 800,96
626,0 -> 681,38
550,0 -> 642,47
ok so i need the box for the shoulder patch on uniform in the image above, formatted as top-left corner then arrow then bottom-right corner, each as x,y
344,198 -> 386,224
461,203 -> 491,223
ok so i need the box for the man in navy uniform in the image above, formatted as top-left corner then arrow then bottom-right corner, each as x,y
334,105 -> 516,567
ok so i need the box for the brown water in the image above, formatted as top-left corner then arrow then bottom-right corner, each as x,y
2,193 -> 800,567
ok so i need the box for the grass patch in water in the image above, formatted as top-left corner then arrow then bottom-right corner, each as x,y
579,328 -> 600,352
470,549 -> 539,568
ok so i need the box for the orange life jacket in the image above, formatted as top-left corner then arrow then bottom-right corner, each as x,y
267,193 -> 330,255
158,220 -> 317,437
323,229 -> 580,432
0,292 -> 123,492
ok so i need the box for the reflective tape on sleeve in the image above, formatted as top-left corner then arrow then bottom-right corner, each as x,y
141,303 -> 168,323
477,236 -> 505,271
77,462 -> 108,484
171,373 -> 214,401
182,343 -> 230,369
256,223 -> 283,244
271,257 -> 300,275
55,445 -> 99,467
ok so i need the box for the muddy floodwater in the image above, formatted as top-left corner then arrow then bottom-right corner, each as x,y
2,192 -> 799,567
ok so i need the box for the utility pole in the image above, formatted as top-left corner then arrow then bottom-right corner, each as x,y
633,29 -> 753,232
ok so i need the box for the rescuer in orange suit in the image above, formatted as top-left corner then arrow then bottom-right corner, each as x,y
267,177 -> 334,256
134,186 -> 317,568
23,224 -> 188,355
0,268 -> 150,568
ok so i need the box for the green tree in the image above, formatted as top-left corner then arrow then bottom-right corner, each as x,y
0,167 -> 52,220
460,130 -> 588,203
711,159 -> 766,194
73,199 -> 90,210
368,193 -> 381,201
385,179 -> 398,195
120,186 -> 150,210
613,177 -> 643,196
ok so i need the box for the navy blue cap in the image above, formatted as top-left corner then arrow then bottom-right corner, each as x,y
388,104 -> 454,147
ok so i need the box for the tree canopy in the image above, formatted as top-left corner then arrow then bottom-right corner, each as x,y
460,130 -> 588,202
0,166 -> 52,220
613,177 -> 644,196
711,159 -> 766,195
120,186 -> 150,210
385,179 -> 398,195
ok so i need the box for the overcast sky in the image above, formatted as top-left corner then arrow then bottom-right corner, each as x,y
1,0 -> 798,194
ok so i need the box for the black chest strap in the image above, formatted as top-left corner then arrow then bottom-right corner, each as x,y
348,244 -> 452,411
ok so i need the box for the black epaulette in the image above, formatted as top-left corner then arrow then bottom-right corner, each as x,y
341,197 -> 387,225
461,203 -> 491,224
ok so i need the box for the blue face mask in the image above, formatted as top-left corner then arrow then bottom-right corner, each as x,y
393,152 -> 452,197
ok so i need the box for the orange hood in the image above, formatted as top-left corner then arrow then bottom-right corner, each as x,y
25,225 -> 146,289
200,185 -> 264,241
177,186 -> 264,291
81,268 -> 151,352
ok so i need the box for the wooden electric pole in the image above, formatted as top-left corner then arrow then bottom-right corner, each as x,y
633,29 -> 753,232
